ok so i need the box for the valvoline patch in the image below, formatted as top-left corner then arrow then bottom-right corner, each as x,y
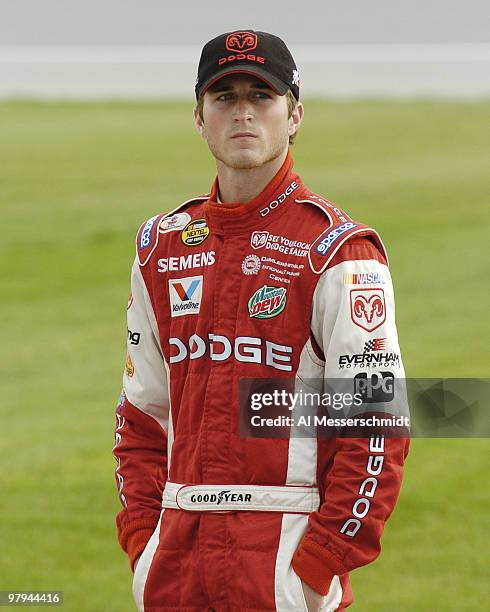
136,212 -> 166,266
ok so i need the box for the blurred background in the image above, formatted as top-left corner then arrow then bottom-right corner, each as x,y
1,0 -> 489,99
1,1 -> 489,610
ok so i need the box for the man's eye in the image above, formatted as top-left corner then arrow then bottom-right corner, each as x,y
217,93 -> 233,101
254,92 -> 271,99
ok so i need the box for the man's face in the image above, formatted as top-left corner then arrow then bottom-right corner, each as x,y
194,74 -> 302,170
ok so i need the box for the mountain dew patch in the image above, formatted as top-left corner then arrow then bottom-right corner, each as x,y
248,285 -> 287,319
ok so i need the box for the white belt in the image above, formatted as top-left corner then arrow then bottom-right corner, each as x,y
162,481 -> 320,513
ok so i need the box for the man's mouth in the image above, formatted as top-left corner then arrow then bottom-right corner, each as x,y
231,132 -> 258,139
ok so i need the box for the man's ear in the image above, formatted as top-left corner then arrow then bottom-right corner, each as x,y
194,106 -> 206,138
288,101 -> 304,137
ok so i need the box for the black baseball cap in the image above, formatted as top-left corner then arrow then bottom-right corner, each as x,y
195,30 -> 300,101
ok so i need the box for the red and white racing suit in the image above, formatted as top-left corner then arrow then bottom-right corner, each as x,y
114,152 -> 410,611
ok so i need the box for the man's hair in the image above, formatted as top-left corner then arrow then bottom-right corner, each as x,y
195,89 -> 299,145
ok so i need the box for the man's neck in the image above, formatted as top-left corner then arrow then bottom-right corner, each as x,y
216,148 -> 288,204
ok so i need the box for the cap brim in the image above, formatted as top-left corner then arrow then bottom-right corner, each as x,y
198,65 -> 289,98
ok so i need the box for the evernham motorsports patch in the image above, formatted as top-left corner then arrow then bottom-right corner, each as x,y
169,276 -> 203,317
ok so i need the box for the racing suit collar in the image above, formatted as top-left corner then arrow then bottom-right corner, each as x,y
204,150 -> 303,234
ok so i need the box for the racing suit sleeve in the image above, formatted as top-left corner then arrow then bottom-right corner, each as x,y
292,237 -> 410,595
113,258 -> 170,571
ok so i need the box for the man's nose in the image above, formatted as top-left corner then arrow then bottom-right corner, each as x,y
233,96 -> 253,121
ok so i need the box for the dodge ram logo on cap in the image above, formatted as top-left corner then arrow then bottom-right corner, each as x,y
226,31 -> 258,53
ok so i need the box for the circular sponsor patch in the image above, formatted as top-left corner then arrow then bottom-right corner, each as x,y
248,285 -> 287,319
181,219 -> 209,247
242,254 -> 261,275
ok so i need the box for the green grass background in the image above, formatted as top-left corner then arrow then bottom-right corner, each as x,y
1,100 -> 489,610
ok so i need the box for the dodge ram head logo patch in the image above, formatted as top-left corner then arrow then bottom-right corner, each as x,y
225,31 -> 258,53
350,288 -> 386,332
251,231 -> 269,250
248,285 -> 287,319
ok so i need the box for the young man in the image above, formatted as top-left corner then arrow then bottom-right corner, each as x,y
114,30 -> 409,611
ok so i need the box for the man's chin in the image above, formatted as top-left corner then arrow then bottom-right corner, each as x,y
220,150 -> 266,170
